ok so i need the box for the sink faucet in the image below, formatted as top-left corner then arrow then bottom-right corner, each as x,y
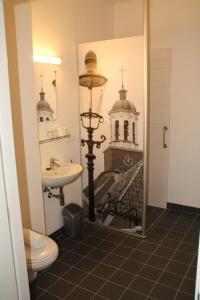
50,158 -> 60,169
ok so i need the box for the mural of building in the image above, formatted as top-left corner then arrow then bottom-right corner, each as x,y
36,88 -> 54,122
83,78 -> 143,230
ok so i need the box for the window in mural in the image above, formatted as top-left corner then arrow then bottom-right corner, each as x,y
124,120 -> 129,141
133,122 -> 136,144
115,120 -> 119,141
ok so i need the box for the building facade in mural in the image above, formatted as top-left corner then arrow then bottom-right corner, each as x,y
36,88 -> 54,122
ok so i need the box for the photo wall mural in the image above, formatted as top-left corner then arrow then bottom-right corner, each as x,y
79,36 -> 144,233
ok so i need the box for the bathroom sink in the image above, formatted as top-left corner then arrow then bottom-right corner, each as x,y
42,163 -> 83,187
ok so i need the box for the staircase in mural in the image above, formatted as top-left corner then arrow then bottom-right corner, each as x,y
83,160 -> 143,228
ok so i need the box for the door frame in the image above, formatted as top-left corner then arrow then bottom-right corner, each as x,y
0,1 -> 30,298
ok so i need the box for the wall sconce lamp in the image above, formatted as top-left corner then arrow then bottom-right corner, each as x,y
33,55 -> 62,65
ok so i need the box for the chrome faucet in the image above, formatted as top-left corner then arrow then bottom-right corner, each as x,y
50,158 -> 60,169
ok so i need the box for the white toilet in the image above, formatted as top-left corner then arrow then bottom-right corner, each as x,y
23,229 -> 59,282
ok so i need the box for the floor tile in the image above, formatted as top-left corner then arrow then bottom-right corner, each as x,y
38,292 -> 61,300
151,228 -> 169,237
98,282 -> 124,300
120,259 -> 143,274
48,279 -> 74,298
73,243 -> 93,256
81,224 -> 97,235
120,289 -> 146,300
172,251 -> 193,264
137,241 -> 157,253
91,295 -> 108,300
87,248 -> 108,262
129,250 -> 150,263
106,232 -> 126,244
61,252 -> 83,266
66,287 -> 94,300
129,275 -> 154,295
161,238 -> 180,249
150,283 -> 177,300
62,267 -> 88,284
34,272 -> 57,290
178,242 -> 197,254
175,291 -> 194,300
29,284 -> 43,300
147,254 -> 169,269
158,271 -> 182,289
46,260 -> 69,277
83,236 -> 102,247
166,260 -> 189,276
92,228 -> 111,239
186,266 -> 197,280
180,278 -> 196,295
112,245 -> 132,257
92,263 -> 116,279
75,257 -> 98,272
109,269 -> 134,287
122,237 -> 141,248
138,265 -> 162,281
145,234 -> 163,244
80,274 -> 105,293
61,239 -> 78,251
154,246 -> 174,258
172,224 -> 189,234
98,240 -> 117,252
103,253 -> 124,267
167,231 -> 184,240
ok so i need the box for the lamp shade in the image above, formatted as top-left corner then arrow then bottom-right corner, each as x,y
79,51 -> 107,88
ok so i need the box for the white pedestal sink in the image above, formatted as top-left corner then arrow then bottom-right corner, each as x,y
42,162 -> 83,187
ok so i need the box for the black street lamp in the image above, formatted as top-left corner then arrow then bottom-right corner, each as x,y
79,51 -> 107,222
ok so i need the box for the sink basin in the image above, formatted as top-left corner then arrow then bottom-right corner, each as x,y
42,163 -> 83,187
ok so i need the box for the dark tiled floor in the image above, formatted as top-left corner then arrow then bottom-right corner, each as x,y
30,209 -> 199,300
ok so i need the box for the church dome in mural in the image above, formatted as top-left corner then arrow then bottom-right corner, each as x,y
109,87 -> 137,114
37,90 -> 53,113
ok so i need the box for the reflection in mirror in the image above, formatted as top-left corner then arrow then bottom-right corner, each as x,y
34,63 -> 58,122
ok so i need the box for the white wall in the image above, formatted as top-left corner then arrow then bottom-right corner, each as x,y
31,0 -> 114,234
113,0 -> 143,38
15,2 -> 46,234
150,0 -> 200,208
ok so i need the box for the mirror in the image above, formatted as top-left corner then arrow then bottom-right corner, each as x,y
34,63 -> 58,122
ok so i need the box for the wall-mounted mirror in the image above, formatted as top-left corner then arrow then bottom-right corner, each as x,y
34,63 -> 58,122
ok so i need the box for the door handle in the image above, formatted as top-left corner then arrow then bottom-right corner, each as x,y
163,126 -> 168,148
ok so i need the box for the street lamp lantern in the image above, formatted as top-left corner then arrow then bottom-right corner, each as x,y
79,51 -> 107,222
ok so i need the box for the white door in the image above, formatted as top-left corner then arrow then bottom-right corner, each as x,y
148,49 -> 171,208
0,145 -> 19,300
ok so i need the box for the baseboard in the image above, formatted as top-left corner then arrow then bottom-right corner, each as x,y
167,202 -> 200,215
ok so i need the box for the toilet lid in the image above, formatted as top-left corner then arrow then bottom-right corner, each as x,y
26,237 -> 58,264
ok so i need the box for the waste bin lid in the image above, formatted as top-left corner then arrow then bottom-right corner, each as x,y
63,203 -> 82,217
